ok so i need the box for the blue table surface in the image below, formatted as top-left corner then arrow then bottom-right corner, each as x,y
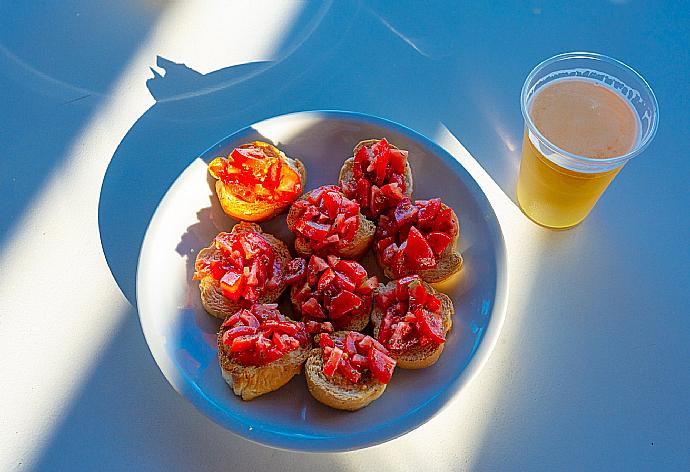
1,1 -> 688,471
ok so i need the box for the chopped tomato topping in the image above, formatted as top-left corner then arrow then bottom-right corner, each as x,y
319,332 -> 396,384
194,228 -> 282,305
368,347 -> 396,384
340,138 -> 409,217
290,186 -> 361,254
374,197 -> 457,278
219,304 -> 309,367
375,278 -> 447,354
323,346 -> 344,377
208,142 -> 302,204
285,255 -> 378,329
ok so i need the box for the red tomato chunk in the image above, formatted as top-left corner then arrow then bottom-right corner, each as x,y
319,332 -> 396,384
219,304 -> 309,366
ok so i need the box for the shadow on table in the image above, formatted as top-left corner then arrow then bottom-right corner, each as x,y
0,1 -> 165,249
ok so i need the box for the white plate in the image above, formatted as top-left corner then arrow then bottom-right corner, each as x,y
137,111 -> 507,452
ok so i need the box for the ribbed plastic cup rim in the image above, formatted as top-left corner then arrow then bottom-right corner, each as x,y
520,51 -> 659,170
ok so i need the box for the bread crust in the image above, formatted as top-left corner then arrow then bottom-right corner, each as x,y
338,139 -> 414,198
214,144 -> 307,222
286,189 -> 375,260
195,222 -> 291,319
375,203 -> 463,283
371,281 -> 454,369
304,331 -> 387,411
218,328 -> 311,401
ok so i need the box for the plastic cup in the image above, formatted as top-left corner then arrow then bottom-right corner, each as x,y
517,52 -> 659,229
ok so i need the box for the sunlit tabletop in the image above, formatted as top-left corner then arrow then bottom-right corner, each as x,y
1,1 -> 689,470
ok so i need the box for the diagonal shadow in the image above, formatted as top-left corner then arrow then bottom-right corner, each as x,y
0,1 -> 166,250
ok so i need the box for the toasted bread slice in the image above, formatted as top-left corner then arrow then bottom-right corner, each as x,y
218,332 -> 311,401
195,222 -> 291,319
286,193 -> 375,260
305,331 -> 387,411
376,204 -> 463,283
371,281 -> 454,369
214,144 -> 307,222
289,286 -> 371,332
338,139 -> 414,197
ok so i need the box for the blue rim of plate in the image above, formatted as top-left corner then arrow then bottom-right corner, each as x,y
136,110 -> 508,452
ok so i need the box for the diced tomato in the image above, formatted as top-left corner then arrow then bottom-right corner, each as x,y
380,242 -> 399,265
344,332 -> 358,356
350,353 -> 368,368
357,276 -> 378,295
340,196 -> 360,217
239,309 -> 260,328
222,325 -> 257,345
231,334 -> 259,352
408,280 -> 428,309
262,347 -> 285,364
243,286 -> 260,303
370,184 -> 389,217
341,216 -> 358,242
368,348 -> 396,384
433,207 -> 455,234
262,320 -> 300,336
220,270 -> 245,301
284,258 -> 307,285
388,322 -> 415,351
425,294 -> 442,312
404,226 -> 436,270
334,271 -> 356,292
323,346 -> 344,377
295,220 -> 330,241
372,142 -> 390,186
358,335 -> 390,355
355,178 -> 371,210
426,231 -> 452,255
327,255 -> 340,267
321,190 -> 343,219
272,332 -> 287,351
394,198 -> 418,228
417,198 -> 441,229
414,307 -> 446,344
376,236 -> 394,254
380,182 -> 403,202
389,149 -> 407,174
338,358 -> 362,383
335,260 -> 367,285
319,333 -> 335,348
321,321 -> 334,333
276,164 -> 302,197
221,312 -> 241,328
308,255 -> 329,274
353,145 -> 368,178
302,297 -> 327,319
305,320 -> 322,334
375,287 -> 397,311
318,268 -> 337,292
329,290 -> 362,319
